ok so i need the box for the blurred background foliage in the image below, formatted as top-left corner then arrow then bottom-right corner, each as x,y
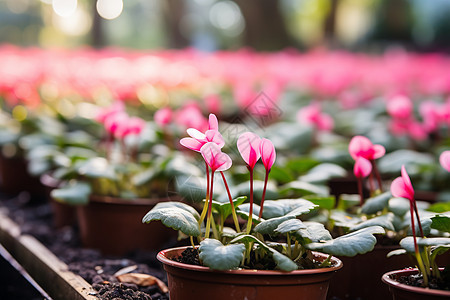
2,0 -> 450,52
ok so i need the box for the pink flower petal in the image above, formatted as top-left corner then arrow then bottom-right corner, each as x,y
373,144 -> 386,159
154,107 -> 172,127
439,151 -> 450,172
348,135 -> 374,160
353,157 -> 372,178
187,128 -> 206,140
237,132 -> 261,168
200,142 -> 232,172
208,113 -> 219,131
180,137 -> 203,152
205,130 -> 225,148
390,177 -> 412,201
260,138 -> 276,170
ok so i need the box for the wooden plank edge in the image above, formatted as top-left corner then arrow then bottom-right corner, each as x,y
0,209 -> 97,300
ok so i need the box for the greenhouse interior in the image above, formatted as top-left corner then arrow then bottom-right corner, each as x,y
0,1 -> 450,300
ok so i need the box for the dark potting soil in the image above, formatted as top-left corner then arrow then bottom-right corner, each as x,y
394,267 -> 450,291
0,192 -> 171,300
173,247 -> 201,266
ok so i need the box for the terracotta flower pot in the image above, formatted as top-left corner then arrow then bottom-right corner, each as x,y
382,268 -> 450,300
76,195 -> 179,256
157,246 -> 343,300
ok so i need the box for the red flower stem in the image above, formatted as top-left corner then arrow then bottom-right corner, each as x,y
413,200 -> 424,238
246,167 -> 254,234
220,171 -> 240,232
369,171 -> 375,194
410,199 -> 428,285
357,177 -> 364,206
259,170 -> 269,220
205,171 -> 215,238
371,160 -> 383,192
198,162 -> 210,227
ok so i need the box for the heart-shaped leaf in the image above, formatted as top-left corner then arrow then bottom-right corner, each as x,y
254,215 -> 296,235
211,196 -> 247,220
253,199 -> 317,219
350,213 -> 395,232
400,236 -> 450,253
199,239 -> 245,270
50,181 -> 91,205
275,219 -> 306,234
150,201 -> 200,220
388,197 -> 410,216
306,226 -> 385,257
431,215 -> 450,233
142,205 -> 201,237
361,192 -> 391,215
303,195 -> 335,210
299,163 -> 347,184
294,221 -> 332,243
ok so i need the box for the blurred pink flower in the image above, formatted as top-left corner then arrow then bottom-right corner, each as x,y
348,136 -> 385,161
353,157 -> 372,178
297,103 -> 334,131
419,101 -> 441,132
117,116 -> 146,139
96,101 -> 125,125
175,103 -> 208,132
154,107 -> 173,127
439,151 -> 450,172
387,95 -> 413,119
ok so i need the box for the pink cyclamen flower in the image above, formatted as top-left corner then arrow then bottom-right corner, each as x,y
297,103 -> 334,131
260,138 -> 276,171
348,136 -> 385,161
104,111 -> 129,137
390,165 -> 414,202
154,107 -> 172,127
439,151 -> 450,172
180,113 -> 225,152
237,132 -> 261,169
200,142 -> 232,172
386,95 -> 413,119
117,116 -> 146,139
96,101 -> 125,125
353,157 -> 372,178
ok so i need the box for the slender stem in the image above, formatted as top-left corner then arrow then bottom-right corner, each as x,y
205,171 -> 215,238
287,232 -> 292,258
190,236 -> 196,249
371,160 -> 383,192
220,171 -> 240,232
246,167 -> 254,234
410,202 -> 428,286
320,255 -> 332,268
198,162 -> 210,227
413,200 -> 424,238
368,171 -> 375,194
259,170 -> 269,220
210,212 -> 219,240
357,177 -> 364,206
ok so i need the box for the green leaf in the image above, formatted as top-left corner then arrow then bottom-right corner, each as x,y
430,245 -> 450,262
350,213 -> 395,232
269,166 -> 295,184
306,226 -> 385,257
400,237 -> 450,253
280,181 -> 329,197
211,196 -> 247,221
303,195 -> 335,210
199,239 -> 245,270
387,249 -> 407,258
150,201 -> 200,220
294,221 -> 332,243
361,192 -> 391,215
142,205 -> 201,237
132,168 -> 159,186
275,219 -> 306,234
285,157 -> 319,175
77,157 -> 116,180
174,175 -> 206,203
50,181 -> 91,205
230,235 -> 298,271
259,198 -> 318,219
378,150 -> 434,175
254,215 -> 297,235
337,194 -> 360,210
402,215 -> 432,236
388,197 -> 410,216
431,215 -> 450,233
299,163 -> 347,184
428,202 -> 450,213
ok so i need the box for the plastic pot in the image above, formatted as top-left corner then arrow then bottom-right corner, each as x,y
77,195 -> 179,256
382,268 -> 450,300
157,246 -> 343,300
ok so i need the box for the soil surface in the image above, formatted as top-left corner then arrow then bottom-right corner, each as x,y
394,268 -> 450,290
0,191 -> 175,300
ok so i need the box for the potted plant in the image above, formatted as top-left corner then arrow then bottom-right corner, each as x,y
49,103 -> 195,255
382,164 -> 450,299
143,114 -> 386,300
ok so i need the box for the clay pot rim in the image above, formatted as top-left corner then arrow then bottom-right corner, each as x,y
89,194 -> 182,206
157,246 -> 343,276
382,268 -> 450,296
